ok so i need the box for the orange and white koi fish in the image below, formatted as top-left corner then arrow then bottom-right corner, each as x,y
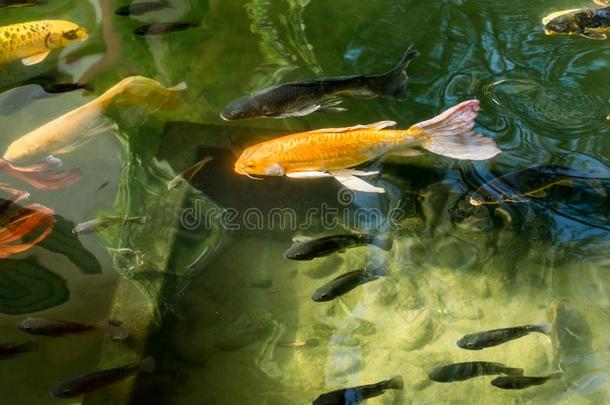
3,76 -> 186,162
0,20 -> 87,65
234,100 -> 501,193
0,203 -> 54,259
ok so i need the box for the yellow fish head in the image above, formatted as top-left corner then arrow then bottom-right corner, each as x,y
45,21 -> 88,49
235,146 -> 285,177
542,9 -> 582,36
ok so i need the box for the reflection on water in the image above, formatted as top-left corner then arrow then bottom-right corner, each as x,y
245,0 -> 322,90
0,0 -> 609,404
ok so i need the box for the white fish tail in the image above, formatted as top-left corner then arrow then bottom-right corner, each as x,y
410,100 -> 501,160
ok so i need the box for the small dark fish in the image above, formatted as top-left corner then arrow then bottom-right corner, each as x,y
134,22 -> 200,36
457,324 -> 552,350
18,317 -> 127,340
491,373 -> 562,390
51,357 -> 155,398
284,234 -> 393,261
115,1 -> 173,16
468,165 -> 609,206
40,82 -> 93,94
221,46 -> 419,120
313,375 -> 403,405
0,0 -> 46,8
543,6 -> 610,40
168,155 -> 213,191
312,264 -> 386,302
72,215 -> 147,235
95,181 -> 110,192
429,362 -> 524,383
0,341 -> 35,359
0,83 -> 92,116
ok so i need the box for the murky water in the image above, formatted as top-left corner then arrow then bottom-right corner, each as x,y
0,0 -> 609,404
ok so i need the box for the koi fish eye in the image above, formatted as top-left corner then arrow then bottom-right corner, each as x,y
63,28 -> 87,41
63,30 -> 78,40
246,161 -> 255,168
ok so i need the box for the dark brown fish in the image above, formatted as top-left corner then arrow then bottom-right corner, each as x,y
0,341 -> 35,359
51,357 -> 155,398
313,375 -> 403,404
134,22 -> 200,36
0,0 -> 46,8
457,324 -> 552,350
312,264 -> 386,302
221,46 -> 419,120
18,317 -> 127,339
115,1 -> 173,16
284,234 -> 393,261
429,362 -> 524,383
491,373 -> 562,390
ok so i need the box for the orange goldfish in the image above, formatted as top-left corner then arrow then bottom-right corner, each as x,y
235,100 -> 501,193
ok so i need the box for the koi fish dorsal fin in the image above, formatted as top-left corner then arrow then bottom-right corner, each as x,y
22,51 -> 51,66
307,121 -> 397,134
542,9 -> 580,25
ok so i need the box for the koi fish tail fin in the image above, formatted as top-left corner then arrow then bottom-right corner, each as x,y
139,357 -> 156,373
382,376 -> 404,390
367,45 -> 419,99
100,320 -> 128,340
410,99 -> 501,160
0,157 -> 82,190
111,76 -> 187,110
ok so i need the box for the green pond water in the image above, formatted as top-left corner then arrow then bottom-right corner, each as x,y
0,0 -> 609,404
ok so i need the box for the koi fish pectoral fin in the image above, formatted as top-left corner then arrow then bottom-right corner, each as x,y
269,101 -> 344,118
317,106 -> 348,114
330,171 -> 386,193
266,105 -> 320,118
286,170 -> 384,193
22,51 -> 51,66
286,171 -> 333,178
